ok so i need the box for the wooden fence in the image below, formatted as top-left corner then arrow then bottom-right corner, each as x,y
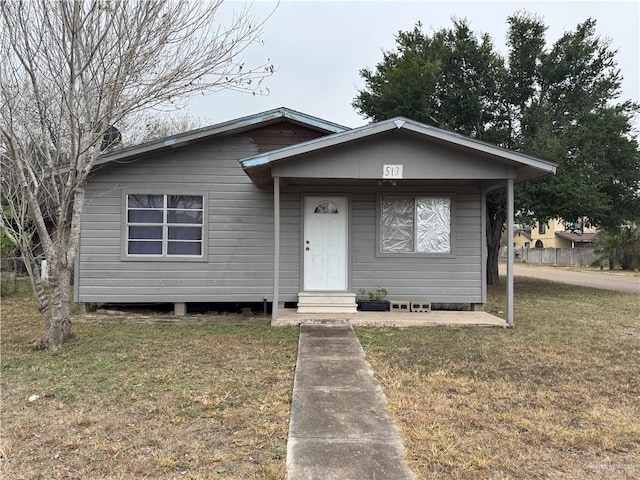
502,247 -> 599,267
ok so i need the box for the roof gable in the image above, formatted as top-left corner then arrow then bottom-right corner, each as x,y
241,117 -> 558,186
93,107 -> 348,169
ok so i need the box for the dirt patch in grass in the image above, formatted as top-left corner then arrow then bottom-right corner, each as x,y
358,278 -> 640,479
1,293 -> 297,479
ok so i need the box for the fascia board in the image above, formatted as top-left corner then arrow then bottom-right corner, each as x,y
242,117 -> 558,175
93,107 -> 348,168
400,121 -> 558,173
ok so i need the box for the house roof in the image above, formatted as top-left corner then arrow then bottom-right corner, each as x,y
515,229 -> 532,240
240,117 -> 558,185
92,107 -> 348,170
555,231 -> 598,243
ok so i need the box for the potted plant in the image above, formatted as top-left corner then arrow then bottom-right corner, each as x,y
356,287 -> 389,311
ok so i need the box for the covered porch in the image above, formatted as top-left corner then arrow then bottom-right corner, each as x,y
240,117 -> 558,327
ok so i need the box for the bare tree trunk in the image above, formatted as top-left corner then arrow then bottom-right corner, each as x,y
486,192 -> 506,286
2,0 -> 273,349
40,257 -> 73,348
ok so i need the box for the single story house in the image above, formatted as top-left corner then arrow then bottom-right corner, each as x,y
75,108 -> 557,325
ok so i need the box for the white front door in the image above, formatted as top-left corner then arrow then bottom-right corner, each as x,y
304,196 -> 348,291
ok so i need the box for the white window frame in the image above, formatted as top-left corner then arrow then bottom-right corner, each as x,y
122,192 -> 207,262
376,194 -> 455,258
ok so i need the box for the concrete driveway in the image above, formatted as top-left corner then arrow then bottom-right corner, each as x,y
500,263 -> 640,294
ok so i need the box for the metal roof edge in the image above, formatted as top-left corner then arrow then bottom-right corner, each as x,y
94,107 -> 349,168
242,116 -> 558,174
399,120 -> 558,173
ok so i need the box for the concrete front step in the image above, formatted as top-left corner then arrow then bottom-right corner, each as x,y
297,292 -> 358,314
297,305 -> 358,314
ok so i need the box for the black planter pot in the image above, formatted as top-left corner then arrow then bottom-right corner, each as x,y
357,300 -> 390,312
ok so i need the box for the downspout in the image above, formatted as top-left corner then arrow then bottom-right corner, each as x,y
506,178 -> 514,326
272,176 -> 281,322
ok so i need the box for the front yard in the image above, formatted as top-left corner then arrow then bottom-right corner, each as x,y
1,277 -> 639,479
358,278 -> 640,479
0,294 -> 298,479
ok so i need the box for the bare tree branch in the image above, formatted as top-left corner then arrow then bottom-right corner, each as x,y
0,0 -> 274,347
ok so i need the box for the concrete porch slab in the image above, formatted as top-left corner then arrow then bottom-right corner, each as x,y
275,308 -> 506,327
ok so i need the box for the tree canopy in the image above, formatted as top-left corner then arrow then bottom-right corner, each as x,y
353,13 -> 640,283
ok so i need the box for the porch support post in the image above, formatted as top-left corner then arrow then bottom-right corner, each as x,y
506,178 -> 514,326
480,187 -> 487,305
272,176 -> 281,321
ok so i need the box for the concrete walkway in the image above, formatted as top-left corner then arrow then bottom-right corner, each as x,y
287,324 -> 415,480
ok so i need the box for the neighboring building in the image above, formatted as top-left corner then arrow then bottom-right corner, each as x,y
513,229 -> 532,248
530,219 -> 597,248
75,108 -> 556,321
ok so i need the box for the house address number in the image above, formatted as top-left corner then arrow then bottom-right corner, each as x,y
383,164 -> 403,179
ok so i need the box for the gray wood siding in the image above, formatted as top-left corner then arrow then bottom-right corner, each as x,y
78,134 -> 278,303
272,133 -> 515,181
281,183 -> 483,304
79,126 -> 483,305
351,187 -> 483,303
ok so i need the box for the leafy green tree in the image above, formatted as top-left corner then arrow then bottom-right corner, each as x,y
354,14 -> 640,284
595,225 -> 640,270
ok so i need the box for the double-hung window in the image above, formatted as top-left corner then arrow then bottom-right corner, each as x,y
126,194 -> 204,257
380,196 -> 451,254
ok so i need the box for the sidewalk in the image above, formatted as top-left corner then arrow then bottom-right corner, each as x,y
500,263 -> 640,294
286,324 -> 415,480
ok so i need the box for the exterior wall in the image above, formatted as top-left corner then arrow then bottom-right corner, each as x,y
77,123 -> 326,304
531,218 -> 598,248
351,185 -> 483,304
79,129 -> 483,305
273,133 -> 516,181
279,183 -> 483,304
513,231 -> 531,248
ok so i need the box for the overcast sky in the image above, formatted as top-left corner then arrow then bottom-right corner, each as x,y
186,0 -> 639,129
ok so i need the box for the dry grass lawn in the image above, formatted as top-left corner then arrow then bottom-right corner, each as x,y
1,292 -> 298,480
2,277 -> 639,479
357,278 -> 640,479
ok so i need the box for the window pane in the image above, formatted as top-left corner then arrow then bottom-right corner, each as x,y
128,194 -> 164,208
168,226 -> 202,240
167,209 -> 203,224
381,198 -> 414,253
128,209 -> 163,223
416,198 -> 450,253
129,226 -> 163,240
167,195 -> 203,209
128,241 -> 162,255
314,201 -> 338,214
167,241 -> 202,255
